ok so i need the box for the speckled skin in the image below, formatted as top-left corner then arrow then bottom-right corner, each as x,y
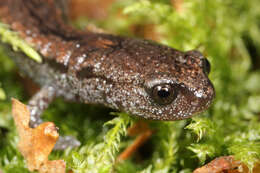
0,0 -> 215,122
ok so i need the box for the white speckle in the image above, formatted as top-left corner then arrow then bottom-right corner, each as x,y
78,56 -> 85,63
63,51 -> 72,66
194,90 -> 203,98
94,62 -> 101,69
76,44 -> 80,48
178,55 -> 187,63
41,42 -> 52,55
26,30 -> 31,35
61,74 -> 66,79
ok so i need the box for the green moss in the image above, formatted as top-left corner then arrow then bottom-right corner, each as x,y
65,113 -> 132,172
0,23 -> 42,63
0,87 -> 5,100
1,0 -> 260,172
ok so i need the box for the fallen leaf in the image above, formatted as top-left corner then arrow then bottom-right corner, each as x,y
12,98 -> 66,173
193,156 -> 260,173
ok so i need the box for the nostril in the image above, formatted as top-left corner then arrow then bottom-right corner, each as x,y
203,58 -> 211,75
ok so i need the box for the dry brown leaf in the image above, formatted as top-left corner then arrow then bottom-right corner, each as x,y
171,0 -> 183,12
12,98 -> 66,173
193,156 -> 260,173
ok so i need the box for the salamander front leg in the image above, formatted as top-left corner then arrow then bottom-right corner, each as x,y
28,85 -> 80,150
28,85 -> 56,128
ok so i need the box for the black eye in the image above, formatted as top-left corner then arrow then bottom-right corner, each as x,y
203,58 -> 211,75
152,84 -> 177,105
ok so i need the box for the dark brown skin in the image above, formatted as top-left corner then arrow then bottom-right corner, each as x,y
0,0 -> 215,148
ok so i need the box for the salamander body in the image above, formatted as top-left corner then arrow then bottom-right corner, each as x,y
0,0 -> 215,123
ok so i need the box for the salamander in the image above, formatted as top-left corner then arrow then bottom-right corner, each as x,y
0,0 -> 215,149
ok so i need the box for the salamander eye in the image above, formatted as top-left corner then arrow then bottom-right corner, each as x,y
203,58 -> 211,75
152,84 -> 177,105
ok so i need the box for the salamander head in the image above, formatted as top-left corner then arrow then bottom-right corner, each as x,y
104,39 -> 215,120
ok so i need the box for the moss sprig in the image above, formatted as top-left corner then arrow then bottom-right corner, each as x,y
0,23 -> 42,63
67,113 -> 132,173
